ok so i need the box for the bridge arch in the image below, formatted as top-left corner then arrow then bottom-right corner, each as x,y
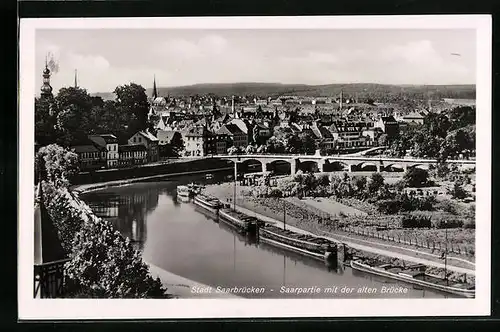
385,163 -> 406,172
324,161 -> 350,172
356,162 -> 379,172
297,160 -> 320,173
239,158 -> 263,173
412,164 -> 429,170
266,159 -> 292,175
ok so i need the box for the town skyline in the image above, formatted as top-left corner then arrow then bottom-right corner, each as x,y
36,29 -> 476,94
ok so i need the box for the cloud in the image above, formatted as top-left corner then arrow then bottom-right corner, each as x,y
67,52 -> 111,71
161,34 -> 229,59
380,40 -> 441,65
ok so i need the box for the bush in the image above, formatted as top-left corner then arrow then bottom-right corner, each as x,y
403,168 -> 430,188
463,219 -> 476,229
368,173 -> 385,193
268,188 -> 283,198
449,181 -> 468,199
431,218 -> 464,229
64,218 -> 167,298
400,213 -> 432,228
36,144 -> 79,187
377,199 -> 402,214
436,200 -> 458,215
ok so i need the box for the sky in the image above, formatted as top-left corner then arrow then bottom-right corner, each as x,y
35,29 -> 476,94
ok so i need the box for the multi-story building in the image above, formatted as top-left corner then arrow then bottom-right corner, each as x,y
182,125 -> 214,157
328,121 -> 375,149
374,115 -> 400,139
118,144 -> 148,166
88,134 -> 119,168
217,124 -> 248,150
128,130 -> 159,162
71,144 -> 106,171
215,134 -> 229,155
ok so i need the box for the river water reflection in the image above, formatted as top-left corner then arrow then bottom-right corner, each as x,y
81,173 -> 454,299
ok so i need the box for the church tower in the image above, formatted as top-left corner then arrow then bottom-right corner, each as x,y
152,75 -> 158,99
74,69 -> 78,88
40,56 -> 53,99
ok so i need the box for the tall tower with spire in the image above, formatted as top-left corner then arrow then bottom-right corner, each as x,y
231,95 -> 235,115
152,75 -> 158,99
74,69 -> 78,88
40,56 -> 53,99
339,90 -> 343,110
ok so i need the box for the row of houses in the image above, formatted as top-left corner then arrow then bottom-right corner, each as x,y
71,131 -> 159,171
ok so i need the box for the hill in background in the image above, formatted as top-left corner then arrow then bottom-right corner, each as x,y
92,82 -> 476,102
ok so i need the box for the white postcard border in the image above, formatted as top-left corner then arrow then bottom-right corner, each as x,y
18,15 -> 491,319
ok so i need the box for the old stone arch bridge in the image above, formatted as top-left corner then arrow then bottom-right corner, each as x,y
216,154 -> 476,175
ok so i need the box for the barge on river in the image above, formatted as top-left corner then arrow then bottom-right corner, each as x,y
258,225 -> 337,263
350,260 -> 475,298
176,185 -> 191,199
218,209 -> 262,234
193,193 -> 224,214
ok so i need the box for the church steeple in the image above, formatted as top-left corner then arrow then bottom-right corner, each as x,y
74,69 -> 78,88
40,55 -> 53,99
152,75 -> 158,99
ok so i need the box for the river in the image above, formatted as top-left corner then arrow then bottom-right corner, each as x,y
80,172 -> 455,299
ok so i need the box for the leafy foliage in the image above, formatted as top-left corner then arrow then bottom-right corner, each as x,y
64,218 -> 166,298
35,144 -> 79,187
403,168 -> 430,188
41,181 -> 168,298
35,83 -> 151,147
449,181 -> 468,199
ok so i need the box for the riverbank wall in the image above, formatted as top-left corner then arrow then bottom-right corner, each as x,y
73,158 -> 232,185
72,166 -> 233,194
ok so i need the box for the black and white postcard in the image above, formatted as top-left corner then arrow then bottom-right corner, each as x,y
18,15 -> 491,319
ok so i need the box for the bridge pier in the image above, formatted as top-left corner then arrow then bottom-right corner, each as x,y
290,159 -> 297,176
318,159 -> 326,173
262,162 -> 268,174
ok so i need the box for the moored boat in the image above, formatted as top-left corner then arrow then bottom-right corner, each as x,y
193,193 -> 223,214
219,208 -> 260,234
187,183 -> 204,197
350,260 -> 475,298
176,185 -> 190,199
258,225 -> 337,263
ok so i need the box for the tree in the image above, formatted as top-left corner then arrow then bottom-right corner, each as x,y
377,133 -> 388,147
36,144 -> 79,187
64,218 -> 167,298
403,167 -> 429,188
245,145 -> 256,154
114,83 -> 150,135
265,136 -> 286,154
448,106 -> 476,130
53,87 -> 94,145
368,172 -> 385,193
298,132 -> 318,154
352,175 -> 367,194
424,112 -> 451,139
35,97 -> 58,146
170,133 -> 185,157
227,146 -> 239,155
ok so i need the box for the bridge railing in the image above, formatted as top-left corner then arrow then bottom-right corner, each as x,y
215,154 -> 475,164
